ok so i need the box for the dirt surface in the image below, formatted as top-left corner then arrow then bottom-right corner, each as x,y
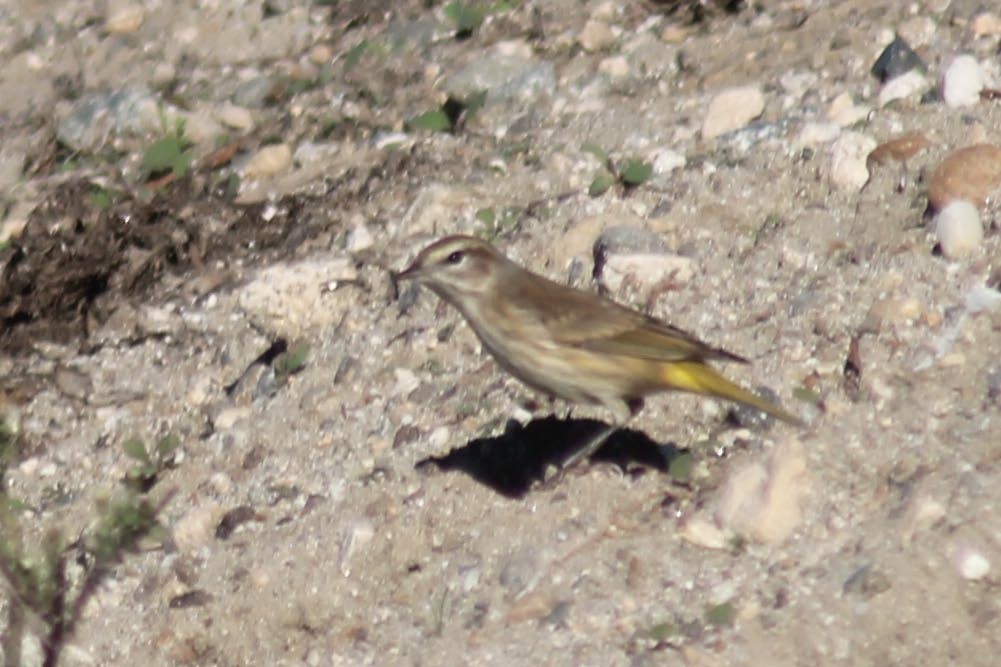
2,0 -> 1001,665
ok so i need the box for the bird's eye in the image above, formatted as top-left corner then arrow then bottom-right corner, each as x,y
446,251 -> 464,264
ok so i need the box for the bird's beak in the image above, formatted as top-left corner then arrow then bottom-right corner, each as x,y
393,262 -> 423,283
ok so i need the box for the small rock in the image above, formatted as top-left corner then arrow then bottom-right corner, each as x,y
935,200 -> 982,259
593,225 -> 669,259
173,502 -> 223,552
715,440 -> 810,544
970,12 -> 1001,37
797,121 -> 841,146
105,2 -> 145,34
827,92 -> 870,127
941,55 -> 984,108
0,201 -> 34,243
953,546 -> 991,581
308,43 -> 334,65
598,253 -> 694,294
578,19 -> 617,52
829,131 -> 877,191
214,406 -> 251,430
346,225 -> 374,253
702,85 -> 766,140
445,41 -> 556,105
652,148 -> 686,175
217,103 -> 254,131
878,69 -> 930,106
863,297 -> 923,331
243,143 -> 293,178
897,16 -> 936,47
338,519 -> 375,576
393,368 -> 420,395
598,55 -> 630,80
928,144 -> 1001,210
871,36 -> 925,82
678,515 -> 727,550
237,257 -> 358,337
867,132 -> 930,167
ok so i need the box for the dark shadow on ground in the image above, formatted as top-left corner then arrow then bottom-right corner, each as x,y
416,415 -> 681,498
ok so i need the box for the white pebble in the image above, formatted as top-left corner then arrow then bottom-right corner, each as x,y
652,149 -> 686,174
935,200 -> 982,258
702,85 -> 765,140
942,55 -> 984,108
243,143 -> 293,178
829,131 -> 877,191
346,225 -> 374,253
393,368 -> 420,395
954,547 -> 991,580
878,70 -> 929,106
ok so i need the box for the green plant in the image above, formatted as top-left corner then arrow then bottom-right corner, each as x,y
582,143 -> 652,196
475,206 -> 520,240
405,91 -> 487,134
140,111 -> 193,181
123,434 -> 180,491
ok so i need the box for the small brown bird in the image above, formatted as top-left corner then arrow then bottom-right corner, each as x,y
397,235 -> 801,467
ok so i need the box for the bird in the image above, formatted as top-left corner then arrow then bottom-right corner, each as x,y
396,234 -> 801,470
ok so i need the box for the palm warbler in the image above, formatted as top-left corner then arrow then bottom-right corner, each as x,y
397,235 -> 802,467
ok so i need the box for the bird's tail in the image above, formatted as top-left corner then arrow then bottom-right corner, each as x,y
660,361 -> 803,426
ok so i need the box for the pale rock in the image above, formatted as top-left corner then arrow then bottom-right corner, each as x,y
243,143 -> 293,178
106,2 -> 145,34
598,252 -> 694,294
897,16 -> 936,47
218,103 -> 254,131
678,515 -> 727,550
952,545 -> 991,580
214,406 -> 250,430
702,85 -> 765,140
652,148 -> 686,175
173,501 -> 223,552
578,19 -> 616,52
429,426 -> 450,449
935,200 -> 982,258
878,70 -> 930,106
971,12 -> 1001,37
181,110 -> 223,146
715,440 -> 810,544
829,131 -> 877,191
942,55 -> 984,108
393,368 -> 420,396
402,184 -> 485,235
797,121 -> 841,146
308,43 -> 334,65
346,225 -> 374,253
598,55 -> 630,80
827,91 -> 869,127
338,518 -> 375,576
0,200 -> 35,243
237,257 -> 359,336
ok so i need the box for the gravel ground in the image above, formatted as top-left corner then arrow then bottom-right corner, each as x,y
2,1 -> 1001,665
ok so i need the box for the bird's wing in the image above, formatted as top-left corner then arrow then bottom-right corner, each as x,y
522,276 -> 746,363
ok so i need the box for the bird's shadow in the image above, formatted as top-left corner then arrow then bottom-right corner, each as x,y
415,415 -> 681,498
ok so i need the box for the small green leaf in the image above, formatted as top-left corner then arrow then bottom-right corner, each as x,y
155,434 -> 181,460
406,109 -> 452,133
475,208 -> 496,225
274,343 -> 310,379
647,621 -> 677,642
705,602 -> 736,627
620,160 -> 652,186
464,89 -> 488,119
668,452 -> 693,481
122,439 -> 150,463
142,136 -> 185,176
793,386 -> 822,405
89,187 -> 114,210
444,1 -> 486,36
589,170 -> 615,197
343,41 -> 367,71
